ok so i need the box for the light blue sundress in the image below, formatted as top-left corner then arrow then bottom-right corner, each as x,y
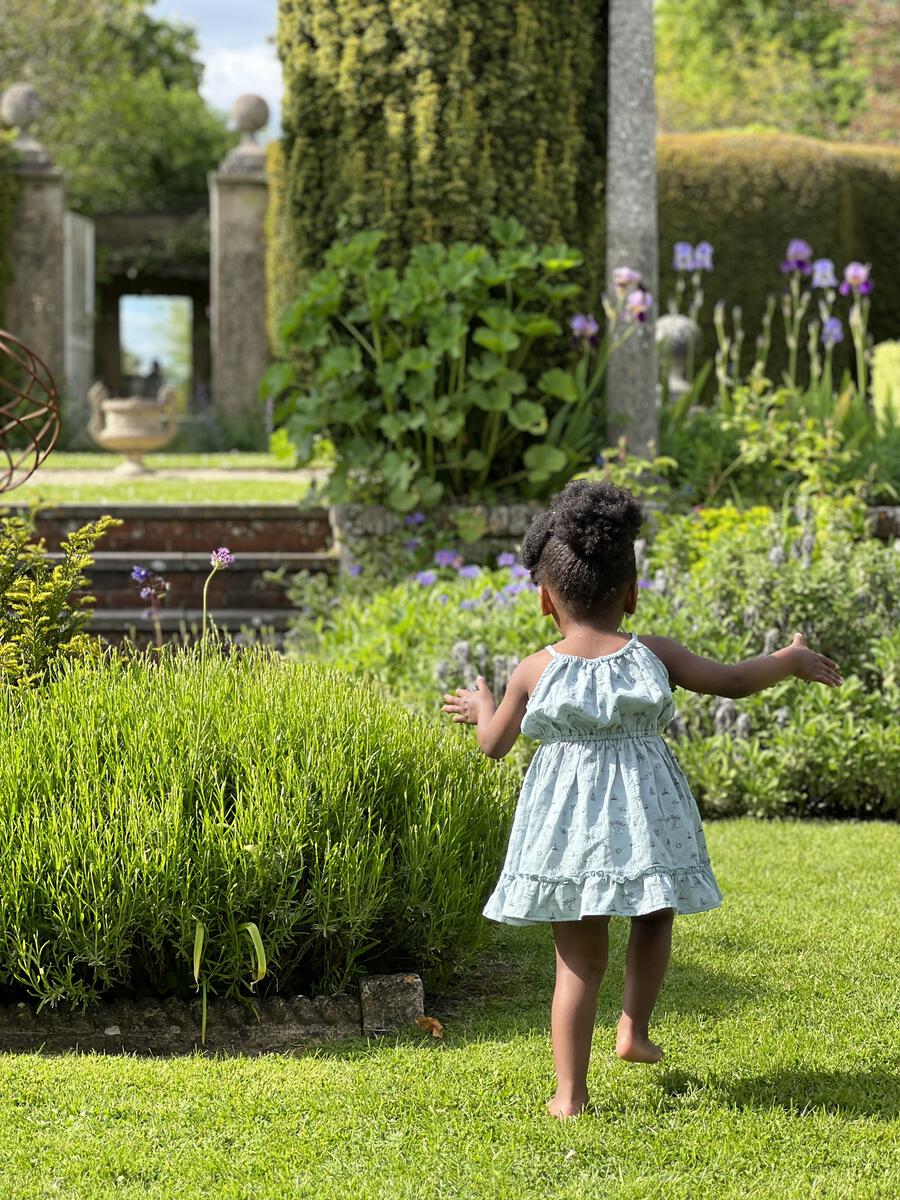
482,633 -> 723,924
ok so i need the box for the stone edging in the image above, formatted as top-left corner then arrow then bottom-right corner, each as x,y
0,973 -> 425,1055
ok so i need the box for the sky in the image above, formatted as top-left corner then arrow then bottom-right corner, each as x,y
152,0 -> 282,132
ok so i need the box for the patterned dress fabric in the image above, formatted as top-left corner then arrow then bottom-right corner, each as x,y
483,634 -> 723,925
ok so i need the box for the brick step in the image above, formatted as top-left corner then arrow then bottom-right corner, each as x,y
20,504 -> 332,554
50,550 -> 335,611
86,608 -> 295,648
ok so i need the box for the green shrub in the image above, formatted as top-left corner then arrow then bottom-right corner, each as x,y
0,513 -> 117,686
290,498 -> 900,818
657,132 -> 900,382
0,650 -> 516,1007
268,221 -> 641,511
269,0 -> 607,344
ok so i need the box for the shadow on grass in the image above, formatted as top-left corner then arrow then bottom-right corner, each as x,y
651,1066 -> 900,1120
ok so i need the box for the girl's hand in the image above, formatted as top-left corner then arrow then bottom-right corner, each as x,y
779,632 -> 843,687
442,677 -> 495,724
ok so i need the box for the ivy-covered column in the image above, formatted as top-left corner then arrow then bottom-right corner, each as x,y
209,95 -> 270,444
605,0 -> 659,456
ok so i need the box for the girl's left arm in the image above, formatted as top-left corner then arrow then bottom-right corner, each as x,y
442,654 -> 547,759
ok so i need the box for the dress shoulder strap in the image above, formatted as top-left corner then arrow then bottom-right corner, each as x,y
545,645 -> 560,658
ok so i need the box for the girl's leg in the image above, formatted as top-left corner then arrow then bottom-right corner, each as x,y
547,916 -> 610,1117
616,906 -> 675,1063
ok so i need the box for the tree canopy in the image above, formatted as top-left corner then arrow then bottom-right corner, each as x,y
0,0 -> 235,214
655,0 -> 898,143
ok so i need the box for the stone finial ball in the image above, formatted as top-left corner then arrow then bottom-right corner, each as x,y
230,94 -> 269,134
1,84 -> 42,132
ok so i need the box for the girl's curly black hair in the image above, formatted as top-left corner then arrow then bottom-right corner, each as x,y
521,480 -> 643,618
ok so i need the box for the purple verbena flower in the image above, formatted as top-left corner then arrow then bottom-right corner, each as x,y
415,570 -> 437,586
839,261 -> 873,296
612,266 -> 642,290
460,598 -> 477,611
437,593 -> 449,606
403,537 -> 421,552
821,317 -> 844,348
625,288 -> 653,323
140,586 -> 153,600
811,258 -> 837,289
570,313 -> 600,343
347,561 -> 363,577
693,241 -> 714,271
210,547 -> 235,569
131,565 -> 152,584
496,552 -> 517,568
781,239 -> 813,275
457,564 -> 480,580
510,564 -> 530,580
434,548 -> 460,568
638,578 -> 655,590
503,581 -> 526,597
404,510 -> 426,527
673,241 -> 694,272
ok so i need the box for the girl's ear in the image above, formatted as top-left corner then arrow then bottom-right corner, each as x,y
624,579 -> 639,616
538,583 -> 557,620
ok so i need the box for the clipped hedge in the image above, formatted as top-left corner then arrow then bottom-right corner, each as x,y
269,0 -> 608,344
0,133 -> 19,327
0,651 -> 516,1007
658,132 -> 900,380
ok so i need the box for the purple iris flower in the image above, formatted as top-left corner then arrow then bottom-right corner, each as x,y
821,317 -> 844,347
570,313 -> 600,343
139,586 -> 153,600
415,570 -> 437,586
347,561 -> 363,577
625,288 -> 653,323
457,565 -> 480,580
496,552 -> 517,568
693,241 -> 714,271
839,261 -> 873,296
811,258 -> 837,289
673,242 -> 694,271
612,267 -> 642,290
210,547 -> 235,569
781,239 -> 813,275
434,549 -> 460,568
404,511 -> 426,527
131,565 -> 152,584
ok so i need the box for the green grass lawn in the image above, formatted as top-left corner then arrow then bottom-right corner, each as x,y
0,819 -> 897,1200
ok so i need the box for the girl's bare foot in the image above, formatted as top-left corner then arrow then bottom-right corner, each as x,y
546,1092 -> 588,1118
615,1015 -> 664,1063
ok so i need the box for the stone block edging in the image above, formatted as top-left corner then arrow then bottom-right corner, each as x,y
0,973 -> 425,1055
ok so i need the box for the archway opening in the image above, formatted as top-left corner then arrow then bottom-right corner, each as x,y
119,295 -> 193,408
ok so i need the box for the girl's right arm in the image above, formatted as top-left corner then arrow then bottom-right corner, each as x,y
641,632 -> 842,698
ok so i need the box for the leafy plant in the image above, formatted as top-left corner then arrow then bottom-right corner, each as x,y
0,513 -> 119,686
265,219 -> 643,512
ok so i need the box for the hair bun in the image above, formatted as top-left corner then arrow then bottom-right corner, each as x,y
551,480 -> 643,561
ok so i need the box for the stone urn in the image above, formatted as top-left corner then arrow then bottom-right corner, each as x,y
655,314 -> 702,403
87,382 -> 179,474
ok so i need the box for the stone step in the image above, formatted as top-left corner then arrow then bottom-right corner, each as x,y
49,549 -> 335,611
85,607 -> 296,648
16,503 -> 332,554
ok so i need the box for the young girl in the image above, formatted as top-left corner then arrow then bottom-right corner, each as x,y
442,480 -> 842,1119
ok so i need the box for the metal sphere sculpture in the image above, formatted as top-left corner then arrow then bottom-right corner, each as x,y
0,330 -> 61,492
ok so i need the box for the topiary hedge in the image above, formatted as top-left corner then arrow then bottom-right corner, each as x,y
657,132 -> 900,381
0,134 -> 19,327
269,0 -> 608,345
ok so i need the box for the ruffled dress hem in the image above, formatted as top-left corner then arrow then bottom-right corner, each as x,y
483,863 -> 723,925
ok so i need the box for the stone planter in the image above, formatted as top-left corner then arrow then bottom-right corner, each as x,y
87,382 -> 179,474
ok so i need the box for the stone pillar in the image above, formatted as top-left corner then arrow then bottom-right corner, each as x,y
209,94 -> 270,443
1,85 -> 65,386
605,0 -> 659,456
